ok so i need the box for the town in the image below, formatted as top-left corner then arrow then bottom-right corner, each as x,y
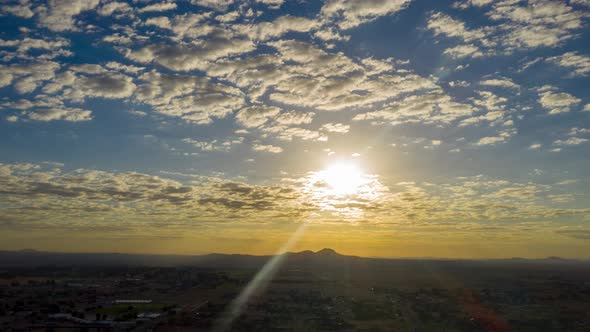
1,250 -> 589,331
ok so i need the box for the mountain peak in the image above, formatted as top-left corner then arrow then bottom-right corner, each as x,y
316,248 -> 338,256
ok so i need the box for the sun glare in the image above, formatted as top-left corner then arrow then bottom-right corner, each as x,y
304,161 -> 385,218
320,162 -> 364,195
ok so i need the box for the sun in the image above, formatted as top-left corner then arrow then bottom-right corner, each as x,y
319,162 -> 365,195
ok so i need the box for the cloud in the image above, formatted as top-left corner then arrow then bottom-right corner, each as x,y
138,2 -> 177,13
1,1 -> 34,18
480,78 -> 520,89
547,52 -> 590,77
0,37 -> 71,61
122,36 -> 255,72
313,28 -> 351,42
321,122 -> 350,133
38,0 -> 100,32
555,230 -> 590,240
265,40 -> 438,112
553,137 -> 588,146
97,1 -> 133,16
252,144 -> 283,153
191,0 -> 236,11
1,61 -> 62,94
528,143 -> 542,150
571,0 -> 590,6
443,44 -> 483,58
134,71 -> 245,124
486,0 -> 587,49
236,105 -> 281,128
475,136 -> 507,145
354,91 -> 473,126
145,16 -> 171,29
538,88 -> 581,115
70,72 -> 136,100
104,62 -> 144,74
215,11 -> 239,23
453,0 -> 494,9
1,93 -> 94,122
31,66 -> 137,102
274,110 -> 315,125
263,126 -> 327,142
0,162 -> 588,228
26,107 -> 92,122
183,137 -> 243,152
431,1 -> 589,57
320,0 -> 413,29
0,71 -> 13,88
257,0 -> 284,10
427,12 -> 487,43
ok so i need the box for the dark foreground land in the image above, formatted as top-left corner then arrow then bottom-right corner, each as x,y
1,249 -> 589,331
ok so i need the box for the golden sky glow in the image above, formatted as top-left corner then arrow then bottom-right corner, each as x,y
1,0 -> 590,258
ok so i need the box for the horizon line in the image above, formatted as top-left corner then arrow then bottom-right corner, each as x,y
2,248 -> 589,261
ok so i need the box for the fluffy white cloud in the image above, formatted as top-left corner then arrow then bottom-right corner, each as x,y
453,0 -> 494,9
38,0 -> 100,32
265,40 -> 438,112
263,126 -> 327,142
444,44 -> 483,58
274,110 -> 315,125
134,71 -> 245,124
0,37 -> 70,60
486,0 -> 587,49
475,136 -> 507,145
191,0 -> 235,11
431,1 -> 589,57
236,105 -> 281,128
547,52 -> 590,77
554,137 -> 588,146
36,66 -> 137,102
0,71 -> 13,88
480,78 -> 520,89
354,91 -> 473,126
122,36 -> 256,72
145,17 -> 171,29
1,1 -> 34,18
313,28 -> 351,42
538,89 -> 581,115
321,122 -> 350,133
1,93 -> 94,122
257,0 -> 284,10
27,107 -> 92,122
138,2 -> 177,13
2,61 -> 60,94
97,1 -> 132,16
529,143 -> 542,150
252,143 -> 283,153
320,0 -> 413,29
571,0 -> 590,6
427,12 -> 487,43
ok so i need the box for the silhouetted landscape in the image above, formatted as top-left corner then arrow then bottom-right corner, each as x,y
1,249 -> 590,331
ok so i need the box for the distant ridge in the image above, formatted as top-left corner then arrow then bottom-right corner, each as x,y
0,249 -> 586,268
316,248 -> 339,256
288,248 -> 343,257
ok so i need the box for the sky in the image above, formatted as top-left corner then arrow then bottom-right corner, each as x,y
0,0 -> 590,258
